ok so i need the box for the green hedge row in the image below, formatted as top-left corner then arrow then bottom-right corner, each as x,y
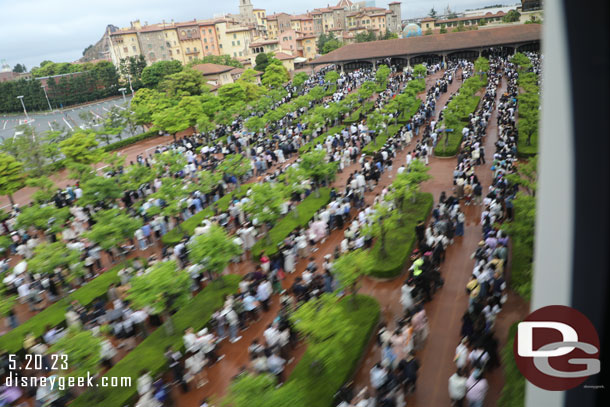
434,95 -> 481,157
343,100 -> 375,125
161,188 -> 247,246
102,129 -> 161,152
71,275 -> 240,407
227,294 -> 380,407
0,265 -> 123,353
498,323 -> 525,407
362,124 -> 401,155
367,193 -> 434,279
299,125 -> 345,154
251,188 -> 331,258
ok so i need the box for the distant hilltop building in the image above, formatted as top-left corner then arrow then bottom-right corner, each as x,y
101,0 -> 402,71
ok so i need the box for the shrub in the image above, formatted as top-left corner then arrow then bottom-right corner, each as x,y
225,294 -> 380,407
0,265 -> 124,354
367,193 -> 434,278
102,129 -> 160,152
362,124 -> 401,154
498,323 -> 525,407
251,188 -> 331,257
71,275 -> 240,407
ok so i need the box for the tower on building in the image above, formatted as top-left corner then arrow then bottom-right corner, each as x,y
239,0 -> 255,23
388,2 -> 402,33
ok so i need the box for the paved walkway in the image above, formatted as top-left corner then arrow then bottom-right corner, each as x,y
352,75 -> 529,406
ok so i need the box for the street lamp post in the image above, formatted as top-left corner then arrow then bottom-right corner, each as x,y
41,86 -> 53,112
16,95 -> 30,123
118,87 -> 127,103
127,74 -> 134,97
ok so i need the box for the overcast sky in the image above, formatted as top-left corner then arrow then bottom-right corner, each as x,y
0,0 -> 514,70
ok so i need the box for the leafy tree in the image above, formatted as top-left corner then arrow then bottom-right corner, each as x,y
152,178 -> 188,224
474,56 -> 490,78
152,105 -> 190,141
41,130 -> 65,164
189,55 -> 243,68
364,203 -> 402,257
28,241 -> 82,278
60,132 -> 102,165
382,30 -> 399,40
119,106 -> 140,137
0,153 -> 25,205
16,204 -> 70,233
511,52 -> 532,72
225,374 -> 278,407
13,64 -> 27,73
245,116 -> 266,134
375,64 -> 391,88
355,30 -> 377,43
140,60 -> 183,88
292,72 -> 309,88
0,288 -> 17,317
78,176 -> 122,207
413,64 -> 427,78
506,156 -> 538,196
358,81 -> 377,100
217,154 -> 251,186
440,26 -> 448,34
196,114 -> 215,135
299,150 -> 338,194
3,125 -> 47,177
85,208 -> 143,250
25,176 -> 56,204
120,164 -> 155,191
159,68 -> 207,97
218,82 -> 247,108
50,328 -> 102,378
254,53 -> 272,72
243,183 -> 285,243
452,22 -> 466,32
322,39 -> 343,54
429,7 -> 437,18
389,160 -> 431,208
131,88 -> 173,125
503,9 -> 521,23
127,260 -> 190,333
118,55 -> 147,87
99,106 -> 125,144
262,63 -> 290,89
425,28 -> 433,35
331,250 -> 370,307
324,70 -> 340,84
188,224 -> 242,280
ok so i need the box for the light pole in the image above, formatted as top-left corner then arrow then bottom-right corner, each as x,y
118,87 -> 127,103
127,74 -> 134,97
16,95 -> 30,123
41,85 -> 52,112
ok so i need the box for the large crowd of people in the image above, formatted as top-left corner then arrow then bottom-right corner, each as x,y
0,51 -> 539,407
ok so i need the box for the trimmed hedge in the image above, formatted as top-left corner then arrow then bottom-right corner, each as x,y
367,193 -> 434,278
498,323 -> 525,407
103,129 -> 161,152
161,188 -> 247,246
71,275 -> 240,407
0,265 -> 123,354
435,95 -> 481,157
251,188 -> 331,258
227,294 -> 380,407
362,124 -> 401,155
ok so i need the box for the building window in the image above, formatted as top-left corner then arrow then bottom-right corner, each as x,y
204,38 -> 207,43
233,52 -> 237,56
189,56 -> 193,60
160,45 -> 164,50
220,44 -> 223,48
239,51 -> 243,56
177,49 -> 180,54
182,30 -> 186,36
132,46 -> 136,51
232,41 -> 235,46
194,47 -> 198,52
187,47 -> 190,52
165,33 -> 168,38
148,44 -> 152,49
233,33 -> 236,39
209,28 -> 212,33
123,47 -> 128,53
237,40 -> 240,45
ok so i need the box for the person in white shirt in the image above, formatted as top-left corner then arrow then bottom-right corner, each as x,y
454,338 -> 469,369
448,368 -> 468,405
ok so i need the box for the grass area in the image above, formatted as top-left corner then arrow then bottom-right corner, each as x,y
299,125 -> 345,154
71,275 -> 240,407
435,95 -> 481,157
362,124 -> 401,155
0,264 -> 124,354
498,323 -> 525,407
367,193 -> 434,278
161,187 -> 248,246
226,294 -> 380,407
251,188 -> 331,258
397,99 -> 422,124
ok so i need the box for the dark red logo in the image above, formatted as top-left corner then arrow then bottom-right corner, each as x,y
513,305 -> 600,390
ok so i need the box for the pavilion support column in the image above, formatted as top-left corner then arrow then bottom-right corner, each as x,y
339,63 -> 344,73
478,49 -> 482,58
371,59 -> 377,69
442,53 -> 446,67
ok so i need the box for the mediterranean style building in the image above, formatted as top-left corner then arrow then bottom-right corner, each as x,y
106,0 -> 403,72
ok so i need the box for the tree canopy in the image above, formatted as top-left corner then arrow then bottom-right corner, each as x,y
140,60 -> 183,88
85,209 -> 143,250
0,153 -> 25,204
188,224 -> 242,276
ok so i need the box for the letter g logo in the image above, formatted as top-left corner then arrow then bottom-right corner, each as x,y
513,306 -> 601,391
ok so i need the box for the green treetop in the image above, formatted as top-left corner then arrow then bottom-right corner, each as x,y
0,153 -> 25,205
188,224 -> 242,278
85,209 -> 143,250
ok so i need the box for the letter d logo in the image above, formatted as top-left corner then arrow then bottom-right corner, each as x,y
517,321 -> 578,357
